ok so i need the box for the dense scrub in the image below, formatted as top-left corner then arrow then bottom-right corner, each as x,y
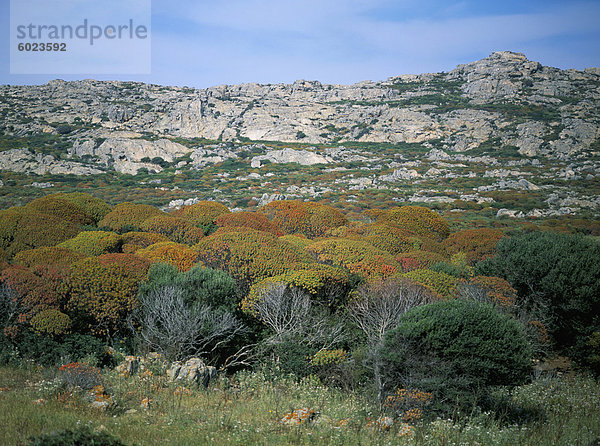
0,193 -> 598,445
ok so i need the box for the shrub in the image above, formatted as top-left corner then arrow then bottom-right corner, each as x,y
243,264 -> 351,314
307,238 -> 400,280
68,253 -> 150,335
216,211 -> 283,235
477,231 -> 600,367
348,222 -> 415,255
140,215 -> 204,245
194,228 -> 313,288
120,231 -> 170,253
45,192 -> 112,223
173,201 -> 230,228
462,275 -> 518,308
25,196 -> 95,226
30,309 -> 72,336
378,206 -> 450,241
27,425 -> 125,446
260,200 -> 348,238
13,247 -> 87,268
442,228 -> 504,265
58,231 -> 121,256
4,331 -> 107,366
381,299 -> 532,415
58,362 -> 102,390
0,207 -> 81,258
139,263 -> 239,313
135,241 -> 200,272
130,285 -> 244,361
0,265 -> 69,323
98,202 -> 165,232
396,250 -> 447,272
403,269 -> 459,299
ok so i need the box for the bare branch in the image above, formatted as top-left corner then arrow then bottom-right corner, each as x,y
130,285 -> 245,361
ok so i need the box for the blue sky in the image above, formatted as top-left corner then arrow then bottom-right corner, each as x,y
1,0 -> 600,88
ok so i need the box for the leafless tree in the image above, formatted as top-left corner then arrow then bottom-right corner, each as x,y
129,285 -> 246,362
348,278 -> 434,406
253,282 -> 346,351
0,284 -> 25,329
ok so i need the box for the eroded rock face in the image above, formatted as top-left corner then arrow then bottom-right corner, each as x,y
0,149 -> 104,175
0,51 -> 598,179
71,138 -> 191,174
251,148 -> 332,167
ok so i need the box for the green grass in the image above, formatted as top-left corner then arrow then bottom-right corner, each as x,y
1,365 -> 599,446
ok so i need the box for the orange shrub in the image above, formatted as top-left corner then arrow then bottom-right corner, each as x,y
98,202 -> 165,232
0,264 -> 69,321
58,231 -> 121,256
442,228 -> 504,265
140,215 -> 204,245
194,228 -> 313,287
395,251 -> 447,272
135,242 -> 200,272
306,238 -> 399,280
120,231 -> 170,253
379,206 -> 450,241
403,269 -> 460,299
216,211 -> 283,235
68,253 -> 150,335
467,275 -> 518,307
260,200 -> 348,238
172,201 -> 230,227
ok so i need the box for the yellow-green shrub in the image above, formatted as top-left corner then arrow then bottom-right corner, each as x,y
30,309 -> 72,335
307,238 -> 399,280
140,215 -> 204,245
379,206 -> 450,241
98,202 -> 165,232
403,269 -> 460,299
172,201 -> 230,227
58,231 -> 121,256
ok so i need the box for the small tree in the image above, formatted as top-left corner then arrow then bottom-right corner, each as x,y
252,283 -> 346,376
348,278 -> 434,405
130,285 -> 245,362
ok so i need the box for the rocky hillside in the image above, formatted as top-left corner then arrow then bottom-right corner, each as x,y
0,51 -> 599,220
1,51 -> 599,165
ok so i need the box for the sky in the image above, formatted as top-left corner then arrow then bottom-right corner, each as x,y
1,0 -> 600,88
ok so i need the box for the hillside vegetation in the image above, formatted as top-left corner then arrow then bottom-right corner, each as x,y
0,192 -> 599,445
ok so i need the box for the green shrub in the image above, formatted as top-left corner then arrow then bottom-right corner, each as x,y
381,299 -> 532,415
139,263 -> 238,312
27,425 -> 125,446
476,231 -> 600,369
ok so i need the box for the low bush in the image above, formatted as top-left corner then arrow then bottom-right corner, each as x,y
381,299 -> 532,415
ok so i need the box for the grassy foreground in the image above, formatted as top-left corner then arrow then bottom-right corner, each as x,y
0,365 -> 599,446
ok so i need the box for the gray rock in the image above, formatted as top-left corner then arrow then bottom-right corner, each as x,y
168,358 -> 217,387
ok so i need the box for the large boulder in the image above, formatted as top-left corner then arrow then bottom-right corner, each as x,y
168,358 -> 217,387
